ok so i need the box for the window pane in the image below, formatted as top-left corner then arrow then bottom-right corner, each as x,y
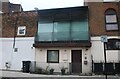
38,23 -> 53,41
106,24 -> 118,30
116,42 -> 120,49
106,15 -> 117,23
54,22 -> 70,41
47,50 -> 59,63
38,23 -> 53,33
54,22 -> 70,32
17,26 -> 26,35
71,21 -> 89,40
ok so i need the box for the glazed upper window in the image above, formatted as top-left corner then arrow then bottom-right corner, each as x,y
105,9 -> 118,31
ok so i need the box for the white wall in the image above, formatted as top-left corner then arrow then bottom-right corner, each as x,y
0,39 -> 2,71
91,37 -> 104,61
91,36 -> 120,62
0,37 -> 35,70
118,50 -> 120,61
82,48 -> 92,73
35,47 -> 92,73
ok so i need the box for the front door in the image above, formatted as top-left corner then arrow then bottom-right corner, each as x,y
72,50 -> 82,73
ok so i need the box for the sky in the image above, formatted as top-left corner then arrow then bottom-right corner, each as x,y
9,0 -> 84,11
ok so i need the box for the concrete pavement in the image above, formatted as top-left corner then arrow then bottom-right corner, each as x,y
1,70 -> 120,79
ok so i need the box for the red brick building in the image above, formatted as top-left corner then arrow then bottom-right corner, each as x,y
85,1 -> 120,74
85,1 -> 120,36
1,0 -> 23,13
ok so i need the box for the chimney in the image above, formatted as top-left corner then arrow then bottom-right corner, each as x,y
1,0 -> 9,2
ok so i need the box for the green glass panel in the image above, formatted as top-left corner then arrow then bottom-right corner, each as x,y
38,22 -> 53,41
54,22 -> 70,32
71,20 -> 89,40
71,21 -> 88,31
37,19 -> 89,41
38,23 -> 53,33
54,22 -> 70,41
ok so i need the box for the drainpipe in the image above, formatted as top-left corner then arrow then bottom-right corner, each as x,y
13,13 -> 18,49
118,1 -> 120,35
118,1 -> 120,62
34,8 -> 39,71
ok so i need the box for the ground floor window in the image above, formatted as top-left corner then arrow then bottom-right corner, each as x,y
107,39 -> 120,50
47,50 -> 59,63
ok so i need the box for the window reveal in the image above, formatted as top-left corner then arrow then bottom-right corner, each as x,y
47,50 -> 59,63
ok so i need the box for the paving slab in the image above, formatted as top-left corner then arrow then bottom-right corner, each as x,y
1,70 -> 120,79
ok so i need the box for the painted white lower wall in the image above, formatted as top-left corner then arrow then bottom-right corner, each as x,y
0,37 -> 35,70
0,40 -> 2,70
91,36 -> 120,62
35,48 -> 92,73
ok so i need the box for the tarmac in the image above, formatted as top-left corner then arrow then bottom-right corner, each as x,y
0,70 -> 120,79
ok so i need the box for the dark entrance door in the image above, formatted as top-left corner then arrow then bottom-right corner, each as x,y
72,50 -> 82,73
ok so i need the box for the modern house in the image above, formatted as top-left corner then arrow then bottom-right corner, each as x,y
33,6 -> 91,74
33,1 -> 120,74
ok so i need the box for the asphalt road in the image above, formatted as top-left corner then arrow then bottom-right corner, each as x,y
1,77 -> 120,79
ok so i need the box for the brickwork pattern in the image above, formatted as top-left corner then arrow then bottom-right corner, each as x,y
87,2 -> 120,36
2,11 -> 37,37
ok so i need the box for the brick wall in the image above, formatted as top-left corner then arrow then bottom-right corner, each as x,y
2,2 -> 10,13
87,2 -> 120,36
2,11 -> 38,37
2,2 -> 23,13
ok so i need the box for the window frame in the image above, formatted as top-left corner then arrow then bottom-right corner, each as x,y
17,26 -> 26,35
105,9 -> 119,31
47,50 -> 59,63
